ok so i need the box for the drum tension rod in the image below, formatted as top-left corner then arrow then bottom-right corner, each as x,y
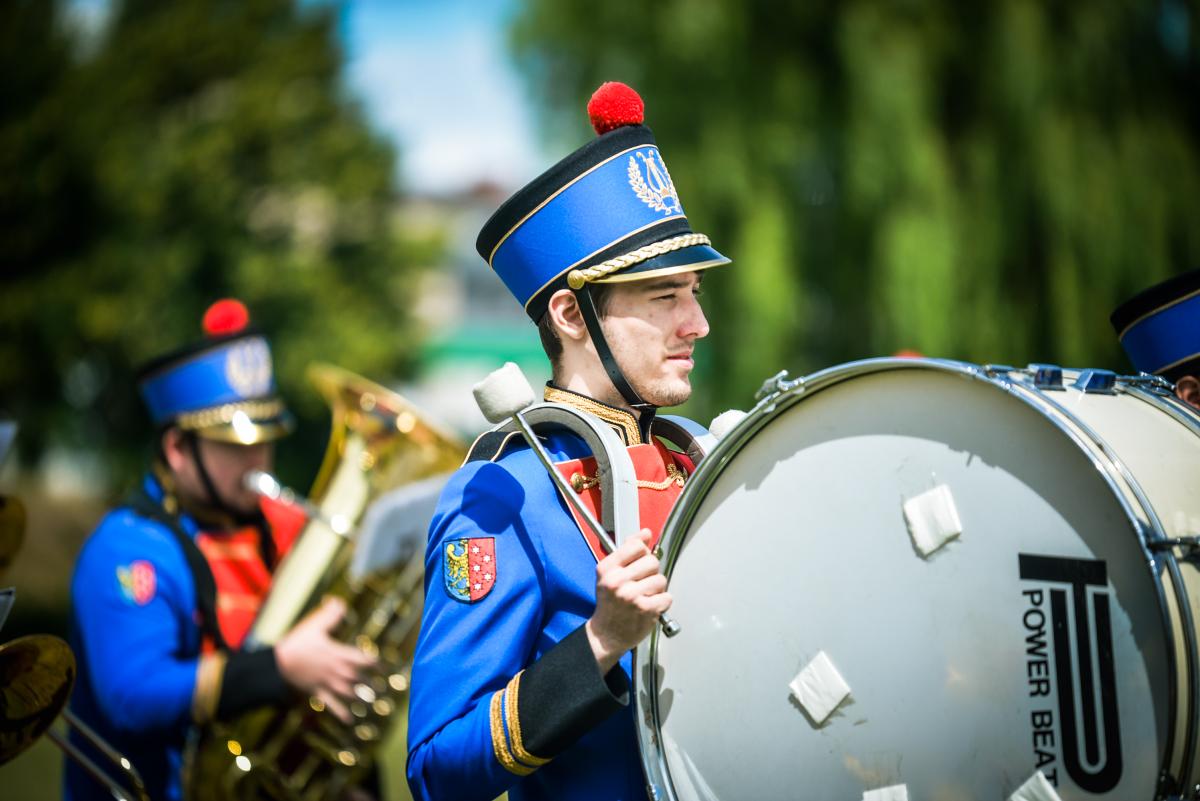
754,370 -> 803,402
1149,536 -> 1200,555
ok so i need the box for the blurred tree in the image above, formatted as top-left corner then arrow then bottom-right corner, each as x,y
0,0 -> 436,488
512,0 -> 1200,414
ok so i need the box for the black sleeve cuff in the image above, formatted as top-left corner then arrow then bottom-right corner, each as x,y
516,624 -> 629,758
215,647 -> 291,720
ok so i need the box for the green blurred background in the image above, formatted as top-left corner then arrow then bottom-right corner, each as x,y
1,0 -> 1198,798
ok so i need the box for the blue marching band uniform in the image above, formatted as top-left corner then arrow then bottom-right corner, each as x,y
405,83 -> 730,801
66,307 -> 297,801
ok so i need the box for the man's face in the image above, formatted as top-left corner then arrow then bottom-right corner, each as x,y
167,431 -> 274,516
598,271 -> 709,408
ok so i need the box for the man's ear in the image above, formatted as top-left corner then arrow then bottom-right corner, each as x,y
1175,375 -> 1200,410
160,427 -> 190,473
546,289 -> 588,343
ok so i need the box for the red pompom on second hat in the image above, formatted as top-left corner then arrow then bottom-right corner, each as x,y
587,82 -> 645,135
202,299 -> 250,337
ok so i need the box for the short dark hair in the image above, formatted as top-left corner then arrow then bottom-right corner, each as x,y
537,284 -> 616,368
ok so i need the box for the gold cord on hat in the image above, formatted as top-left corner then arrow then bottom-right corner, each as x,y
567,233 -> 712,290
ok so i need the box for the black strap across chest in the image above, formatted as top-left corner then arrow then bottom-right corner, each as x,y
122,487 -> 229,652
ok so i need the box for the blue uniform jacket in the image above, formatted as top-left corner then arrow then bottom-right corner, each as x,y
65,475 -> 205,801
64,474 -> 287,801
406,427 -> 648,801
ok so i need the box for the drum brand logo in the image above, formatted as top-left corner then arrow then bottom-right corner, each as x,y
1018,554 -> 1122,793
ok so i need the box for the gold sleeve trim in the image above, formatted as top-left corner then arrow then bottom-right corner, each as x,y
192,651 -> 228,724
505,672 -> 551,767
490,689 -> 535,776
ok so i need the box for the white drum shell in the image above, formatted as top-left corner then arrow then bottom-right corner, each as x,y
637,360 -> 1200,801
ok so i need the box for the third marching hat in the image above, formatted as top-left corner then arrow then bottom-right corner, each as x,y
476,82 -> 730,322
136,299 -> 294,444
1110,269 -> 1200,381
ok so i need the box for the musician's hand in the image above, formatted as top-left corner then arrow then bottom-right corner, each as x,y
275,596 -> 376,723
585,528 -> 671,674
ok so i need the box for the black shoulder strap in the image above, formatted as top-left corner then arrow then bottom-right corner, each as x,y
465,430 -> 527,463
123,486 -> 229,652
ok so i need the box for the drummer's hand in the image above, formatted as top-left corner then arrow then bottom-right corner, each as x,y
585,528 -> 671,674
275,596 -> 377,723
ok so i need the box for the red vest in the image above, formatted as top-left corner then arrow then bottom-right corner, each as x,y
194,497 -> 305,649
554,437 -> 694,560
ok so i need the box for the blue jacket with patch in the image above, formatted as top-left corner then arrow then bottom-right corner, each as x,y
406,425 -> 650,801
64,474 -> 287,801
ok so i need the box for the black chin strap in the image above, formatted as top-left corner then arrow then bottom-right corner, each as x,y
186,432 -> 259,527
575,284 -> 657,413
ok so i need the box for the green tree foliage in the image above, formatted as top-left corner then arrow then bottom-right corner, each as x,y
0,0 -> 433,486
512,0 -> 1200,412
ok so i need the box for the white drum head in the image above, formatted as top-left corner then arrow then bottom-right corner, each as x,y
641,363 -> 1172,800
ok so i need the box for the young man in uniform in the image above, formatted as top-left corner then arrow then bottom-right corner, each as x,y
65,300 -> 373,801
1111,269 -> 1200,410
406,82 -> 731,801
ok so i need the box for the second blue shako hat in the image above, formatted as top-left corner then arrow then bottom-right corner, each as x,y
1110,269 -> 1200,382
136,299 -> 294,444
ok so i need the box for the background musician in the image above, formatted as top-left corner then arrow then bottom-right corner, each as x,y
405,82 -> 731,801
1111,269 -> 1200,411
64,300 -> 373,801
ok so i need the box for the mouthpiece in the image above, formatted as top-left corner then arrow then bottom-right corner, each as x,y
243,469 -> 284,501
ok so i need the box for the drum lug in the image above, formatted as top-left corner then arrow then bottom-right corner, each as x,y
754,369 -> 803,402
1026,363 -> 1065,390
1072,368 -> 1118,394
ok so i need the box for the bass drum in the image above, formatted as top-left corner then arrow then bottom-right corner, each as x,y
635,358 -> 1200,801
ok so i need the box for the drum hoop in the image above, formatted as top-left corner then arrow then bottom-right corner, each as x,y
636,358 -> 1186,801
1121,383 -> 1200,787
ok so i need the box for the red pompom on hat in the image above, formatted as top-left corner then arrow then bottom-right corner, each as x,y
202,298 -> 250,337
587,82 -> 645,135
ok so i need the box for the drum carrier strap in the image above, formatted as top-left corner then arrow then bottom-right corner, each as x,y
123,486 -> 229,652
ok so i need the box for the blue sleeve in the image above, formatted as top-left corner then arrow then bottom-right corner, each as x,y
405,459 -> 548,801
70,509 -> 201,735
405,456 -> 629,801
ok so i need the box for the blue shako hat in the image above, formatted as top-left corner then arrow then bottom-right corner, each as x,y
1110,270 -> 1200,382
476,82 -> 730,411
136,299 -> 294,444
476,82 -> 730,323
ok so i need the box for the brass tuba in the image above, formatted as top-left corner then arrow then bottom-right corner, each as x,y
185,363 -> 465,801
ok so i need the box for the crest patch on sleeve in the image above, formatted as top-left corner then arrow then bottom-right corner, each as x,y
117,560 -> 157,605
444,538 -> 496,602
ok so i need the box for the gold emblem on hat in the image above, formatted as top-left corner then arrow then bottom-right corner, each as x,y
628,149 -> 681,215
225,339 -> 273,398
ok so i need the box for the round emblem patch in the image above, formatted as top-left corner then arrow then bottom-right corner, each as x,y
117,560 -> 157,605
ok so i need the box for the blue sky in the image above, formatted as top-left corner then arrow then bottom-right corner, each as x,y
67,0 -> 551,196
338,0 -> 550,194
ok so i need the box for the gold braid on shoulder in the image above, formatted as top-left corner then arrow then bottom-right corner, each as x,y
566,233 -> 711,290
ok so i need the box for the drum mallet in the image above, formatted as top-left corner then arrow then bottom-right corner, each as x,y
474,363 -> 681,638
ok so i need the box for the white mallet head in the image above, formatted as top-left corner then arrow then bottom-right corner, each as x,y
708,409 -> 747,441
473,362 -> 537,424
